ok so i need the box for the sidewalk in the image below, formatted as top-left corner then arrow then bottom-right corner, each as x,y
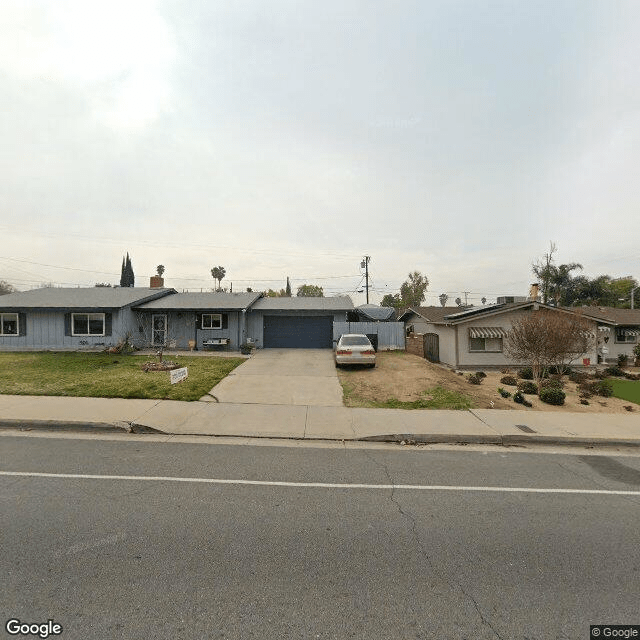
1,394 -> 640,447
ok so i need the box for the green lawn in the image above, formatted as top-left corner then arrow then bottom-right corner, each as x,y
0,352 -> 245,401
610,379 -> 640,405
342,383 -> 475,410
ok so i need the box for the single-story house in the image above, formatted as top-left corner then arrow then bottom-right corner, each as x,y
399,301 -> 640,368
246,296 -> 354,349
0,287 -> 175,351
0,285 -> 355,351
132,291 -> 262,351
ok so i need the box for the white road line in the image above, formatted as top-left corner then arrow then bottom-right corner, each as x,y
1,470 -> 640,496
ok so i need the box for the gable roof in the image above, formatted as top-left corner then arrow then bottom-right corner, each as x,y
0,287 -> 175,310
398,306 -> 468,322
252,296 -> 354,311
134,291 -> 261,310
355,304 -> 395,321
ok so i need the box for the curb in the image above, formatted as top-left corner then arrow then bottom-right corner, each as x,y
0,419 -> 164,435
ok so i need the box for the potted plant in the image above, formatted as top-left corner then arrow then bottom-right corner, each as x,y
240,342 -> 254,355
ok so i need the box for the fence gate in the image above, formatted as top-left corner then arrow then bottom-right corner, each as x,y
423,333 -> 439,362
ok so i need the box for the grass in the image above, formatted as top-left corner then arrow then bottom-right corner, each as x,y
0,352 -> 245,402
342,382 -> 475,410
609,379 -> 640,405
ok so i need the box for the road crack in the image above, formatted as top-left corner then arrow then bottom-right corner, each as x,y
360,448 -> 505,640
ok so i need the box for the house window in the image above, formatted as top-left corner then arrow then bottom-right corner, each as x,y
469,337 -> 503,352
0,313 -> 18,335
615,328 -> 638,343
202,314 -> 222,329
72,313 -> 105,336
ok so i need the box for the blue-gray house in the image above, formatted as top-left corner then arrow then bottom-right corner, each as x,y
0,287 -> 175,351
0,286 -> 354,351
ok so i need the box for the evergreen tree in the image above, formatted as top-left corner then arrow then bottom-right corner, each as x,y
120,257 -> 126,287
120,253 -> 135,287
286,277 -> 292,297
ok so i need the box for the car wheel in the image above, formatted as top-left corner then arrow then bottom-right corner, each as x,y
369,363 -> 376,368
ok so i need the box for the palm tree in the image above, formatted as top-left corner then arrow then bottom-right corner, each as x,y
211,266 -> 226,291
156,265 -> 165,277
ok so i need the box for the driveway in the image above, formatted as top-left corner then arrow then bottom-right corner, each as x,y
206,349 -> 344,406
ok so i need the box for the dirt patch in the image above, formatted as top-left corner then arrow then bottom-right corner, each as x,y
337,351 -> 640,413
141,361 -> 180,372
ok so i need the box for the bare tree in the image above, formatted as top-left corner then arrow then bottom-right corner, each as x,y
505,310 -> 592,386
0,280 -> 16,295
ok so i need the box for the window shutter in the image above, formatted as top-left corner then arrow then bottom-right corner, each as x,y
64,313 -> 72,336
104,313 -> 112,336
19,313 -> 27,336
222,314 -> 228,329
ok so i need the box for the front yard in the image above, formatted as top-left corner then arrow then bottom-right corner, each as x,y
337,351 -> 640,412
0,352 -> 245,402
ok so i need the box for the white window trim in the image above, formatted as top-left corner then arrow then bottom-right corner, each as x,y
615,330 -> 637,344
0,313 -> 19,336
72,313 -> 105,337
202,313 -> 222,330
469,337 -> 503,353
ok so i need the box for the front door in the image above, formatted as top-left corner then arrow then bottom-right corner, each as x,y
152,314 -> 167,346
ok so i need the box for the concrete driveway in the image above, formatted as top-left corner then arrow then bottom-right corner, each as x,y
206,349 -> 344,406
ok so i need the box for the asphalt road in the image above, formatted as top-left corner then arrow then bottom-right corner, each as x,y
2,434 -> 640,640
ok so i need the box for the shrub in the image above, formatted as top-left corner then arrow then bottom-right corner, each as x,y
604,366 -> 625,377
475,371 -> 487,378
500,368 -> 511,374
468,374 -> 483,385
568,371 -> 588,384
540,376 -> 564,390
580,399 -> 590,405
592,369 -> 608,380
517,381 -> 538,395
548,365 -> 572,375
580,380 -> 613,397
624,372 -> 640,381
497,387 -> 511,398
618,353 -> 628,368
592,379 -> 613,397
539,387 -> 566,405
518,367 -> 533,380
513,391 -> 532,407
500,375 -> 518,386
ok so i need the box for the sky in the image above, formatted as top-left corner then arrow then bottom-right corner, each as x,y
1,0 -> 639,306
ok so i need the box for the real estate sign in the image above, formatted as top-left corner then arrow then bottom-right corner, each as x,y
170,367 -> 188,384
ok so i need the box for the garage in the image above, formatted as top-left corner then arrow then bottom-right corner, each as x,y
263,315 -> 333,349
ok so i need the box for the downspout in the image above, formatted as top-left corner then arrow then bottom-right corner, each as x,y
454,325 -> 459,369
240,308 -> 247,348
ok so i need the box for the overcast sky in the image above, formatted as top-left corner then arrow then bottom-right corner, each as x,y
1,1 -> 639,305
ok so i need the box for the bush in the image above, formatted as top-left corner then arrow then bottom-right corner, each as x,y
568,371 -> 588,384
539,387 -> 566,406
500,375 -> 518,386
497,387 -> 511,398
513,391 -> 532,407
580,399 -> 590,405
548,365 -> 572,375
593,379 -> 614,397
604,366 -> 625,377
618,353 -> 629,368
540,375 -> 564,389
592,370 -> 608,380
517,381 -> 538,395
475,371 -> 487,378
579,380 -> 614,397
518,367 -> 533,380
624,372 -> 640,381
468,374 -> 483,385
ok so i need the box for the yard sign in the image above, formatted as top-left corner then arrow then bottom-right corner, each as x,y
170,367 -> 188,384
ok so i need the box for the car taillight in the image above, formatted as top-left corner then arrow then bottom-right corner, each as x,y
362,350 -> 375,355
336,350 -> 352,355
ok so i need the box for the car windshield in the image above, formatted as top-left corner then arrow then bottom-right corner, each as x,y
341,336 -> 371,346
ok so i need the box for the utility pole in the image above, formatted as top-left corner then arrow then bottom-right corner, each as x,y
361,256 -> 371,303
463,291 -> 470,306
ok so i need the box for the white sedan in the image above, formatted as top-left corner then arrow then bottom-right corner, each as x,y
335,334 -> 376,368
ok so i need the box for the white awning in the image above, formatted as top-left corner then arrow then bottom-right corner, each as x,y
624,329 -> 640,337
597,326 -> 611,332
469,327 -> 509,339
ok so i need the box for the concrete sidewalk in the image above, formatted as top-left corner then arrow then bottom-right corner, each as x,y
1,394 -> 640,447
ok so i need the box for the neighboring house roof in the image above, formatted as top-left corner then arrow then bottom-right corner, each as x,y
398,306 -> 468,322
565,307 -> 640,326
252,296 -> 354,311
134,291 -> 262,310
0,287 -> 175,310
355,304 -> 395,321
